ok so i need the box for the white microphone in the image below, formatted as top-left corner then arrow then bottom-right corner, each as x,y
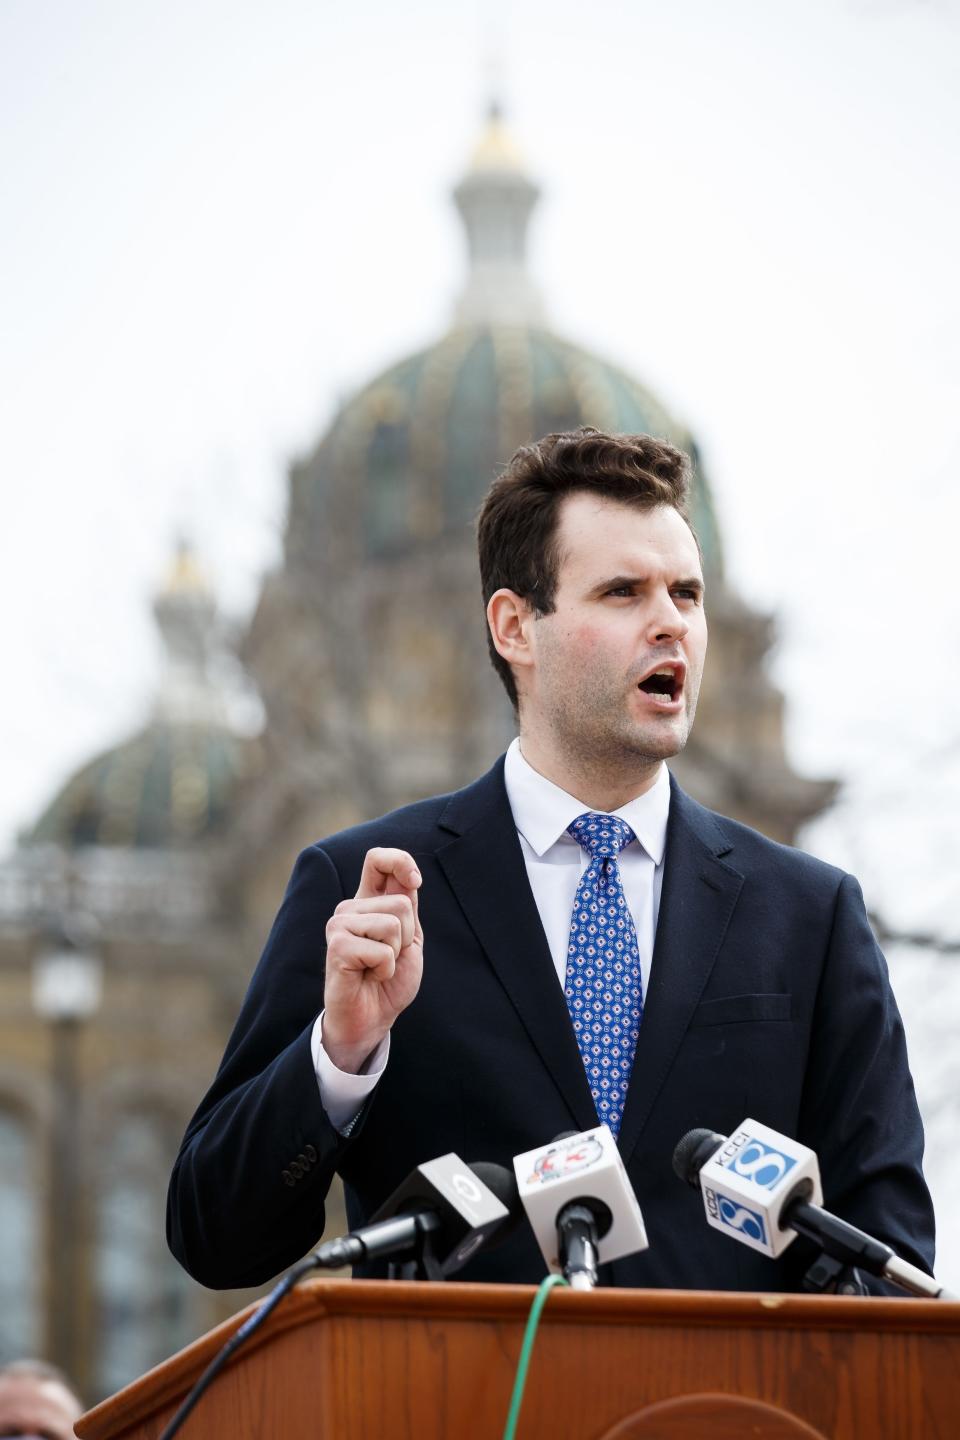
673,1120 -> 953,1299
674,1118 -> 822,1260
513,1126 -> 648,1289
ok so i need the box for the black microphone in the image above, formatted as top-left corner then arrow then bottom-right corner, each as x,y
556,1200 -> 604,1289
157,1160 -> 518,1440
313,1154 -> 517,1280
673,1122 -> 953,1300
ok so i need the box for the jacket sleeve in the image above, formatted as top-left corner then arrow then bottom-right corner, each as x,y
166,844 -> 355,1289
793,872 -> 936,1288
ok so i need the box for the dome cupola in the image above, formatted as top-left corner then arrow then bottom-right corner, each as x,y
30,543 -> 255,850
285,108 -> 722,579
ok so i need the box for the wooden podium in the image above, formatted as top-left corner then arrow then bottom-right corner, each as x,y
76,1280 -> 960,1439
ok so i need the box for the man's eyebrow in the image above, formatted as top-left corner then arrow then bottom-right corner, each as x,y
592,573 -> 705,594
591,573 -> 646,593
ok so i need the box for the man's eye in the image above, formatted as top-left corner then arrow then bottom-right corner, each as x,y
673,588 -> 701,602
605,586 -> 633,598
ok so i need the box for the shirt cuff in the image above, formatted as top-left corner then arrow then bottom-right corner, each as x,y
311,1011 -> 389,1135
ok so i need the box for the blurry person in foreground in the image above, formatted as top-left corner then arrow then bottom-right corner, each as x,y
0,1359 -> 83,1440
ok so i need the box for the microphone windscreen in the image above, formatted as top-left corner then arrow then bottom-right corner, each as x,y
672,1128 -> 726,1186
467,1161 -> 525,1248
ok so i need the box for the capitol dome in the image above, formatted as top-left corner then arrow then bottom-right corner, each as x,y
243,104 -> 833,846
286,107 -> 722,577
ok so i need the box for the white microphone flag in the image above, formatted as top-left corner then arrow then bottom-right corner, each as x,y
512,1125 -> 649,1274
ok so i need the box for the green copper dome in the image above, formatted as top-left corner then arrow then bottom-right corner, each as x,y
290,322 -> 722,573
30,724 -> 250,850
289,110 -> 722,575
28,544 -> 256,852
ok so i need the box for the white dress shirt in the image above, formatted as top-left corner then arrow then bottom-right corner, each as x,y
312,739 -> 671,1131
502,738 -> 669,998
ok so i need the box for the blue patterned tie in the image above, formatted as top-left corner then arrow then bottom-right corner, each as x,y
564,812 -> 644,1139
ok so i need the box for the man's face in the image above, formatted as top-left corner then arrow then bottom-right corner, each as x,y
0,1375 -> 82,1440
523,494 -> 707,770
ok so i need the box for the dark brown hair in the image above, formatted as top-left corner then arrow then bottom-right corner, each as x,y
477,426 -> 695,708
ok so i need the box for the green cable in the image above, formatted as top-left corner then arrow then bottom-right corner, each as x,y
502,1273 -> 569,1440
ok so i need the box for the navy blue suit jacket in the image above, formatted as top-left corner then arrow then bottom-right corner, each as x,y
167,760 -> 935,1291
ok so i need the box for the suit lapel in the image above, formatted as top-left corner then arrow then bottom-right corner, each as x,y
617,779 -> 745,1165
435,762 -> 599,1133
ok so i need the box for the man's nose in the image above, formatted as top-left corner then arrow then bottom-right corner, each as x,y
646,590 -> 689,644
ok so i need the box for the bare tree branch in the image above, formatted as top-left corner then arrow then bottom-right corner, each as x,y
869,912 -> 960,956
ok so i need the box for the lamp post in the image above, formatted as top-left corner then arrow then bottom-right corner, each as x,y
32,933 -> 103,1384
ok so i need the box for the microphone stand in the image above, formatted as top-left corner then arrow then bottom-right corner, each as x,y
785,1194 -> 948,1299
558,1202 -> 600,1291
802,1252 -> 868,1296
317,1210 -> 444,1281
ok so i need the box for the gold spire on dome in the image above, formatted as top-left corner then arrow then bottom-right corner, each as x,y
161,538 -> 211,598
152,537 -> 224,727
467,102 -> 528,175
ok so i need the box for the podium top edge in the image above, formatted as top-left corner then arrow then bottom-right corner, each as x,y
76,1279 -> 959,1439
296,1277 -> 959,1329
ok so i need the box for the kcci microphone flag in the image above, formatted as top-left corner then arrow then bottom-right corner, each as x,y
697,1119 -> 823,1259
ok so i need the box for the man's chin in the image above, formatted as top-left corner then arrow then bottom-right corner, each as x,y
552,705 -> 694,768
625,718 -> 691,763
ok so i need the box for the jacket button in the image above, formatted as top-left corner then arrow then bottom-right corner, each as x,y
282,1169 -> 295,1187
304,1144 -> 318,1163
290,1160 -> 304,1178
297,1151 -> 311,1169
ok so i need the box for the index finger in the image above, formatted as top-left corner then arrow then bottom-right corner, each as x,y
355,847 -> 422,901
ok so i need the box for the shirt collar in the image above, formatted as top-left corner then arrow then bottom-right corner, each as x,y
503,737 -> 670,865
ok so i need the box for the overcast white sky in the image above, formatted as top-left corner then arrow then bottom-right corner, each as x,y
2,0 -> 958,886
2,0 -> 959,1278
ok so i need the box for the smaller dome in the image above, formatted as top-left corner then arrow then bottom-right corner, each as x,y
30,724 -> 253,850
27,541 -> 258,852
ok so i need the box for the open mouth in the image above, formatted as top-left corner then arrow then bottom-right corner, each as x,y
637,663 -> 685,704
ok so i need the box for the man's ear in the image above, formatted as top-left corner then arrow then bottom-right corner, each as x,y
486,589 -> 536,676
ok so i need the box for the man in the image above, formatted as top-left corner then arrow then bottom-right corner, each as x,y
168,427 -> 934,1293
0,1359 -> 83,1440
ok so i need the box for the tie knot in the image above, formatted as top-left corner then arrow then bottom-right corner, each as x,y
567,811 -> 636,859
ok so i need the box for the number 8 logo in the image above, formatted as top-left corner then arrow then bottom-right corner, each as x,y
731,1141 -> 787,1188
718,1198 -> 766,1242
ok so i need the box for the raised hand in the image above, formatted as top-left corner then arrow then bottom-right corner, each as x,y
321,848 -> 424,1073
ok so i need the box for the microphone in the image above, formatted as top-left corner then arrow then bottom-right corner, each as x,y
313,1154 -> 515,1280
513,1126 -> 648,1290
673,1120 -> 952,1300
154,1162 -> 515,1440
